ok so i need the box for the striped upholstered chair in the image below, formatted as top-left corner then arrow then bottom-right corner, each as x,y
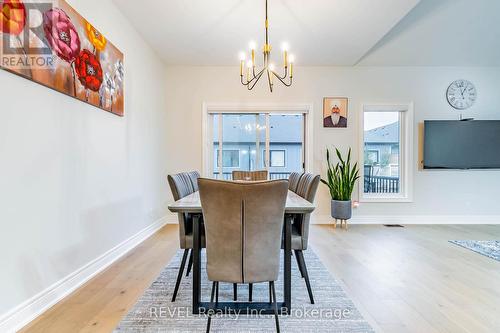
232,170 -> 268,181
288,171 -> 303,192
167,171 -> 205,302
289,173 -> 320,304
187,170 -> 201,191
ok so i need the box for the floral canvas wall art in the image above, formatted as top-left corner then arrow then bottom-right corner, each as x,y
0,0 -> 124,116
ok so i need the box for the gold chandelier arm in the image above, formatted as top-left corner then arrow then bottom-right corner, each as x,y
248,69 -> 265,90
271,70 -> 293,87
241,67 -> 265,86
275,66 -> 289,80
267,69 -> 274,92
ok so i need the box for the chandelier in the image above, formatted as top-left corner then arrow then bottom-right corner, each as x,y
239,0 -> 294,92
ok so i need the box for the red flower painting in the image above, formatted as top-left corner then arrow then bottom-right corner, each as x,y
75,49 -> 103,92
0,0 -> 124,116
0,0 -> 26,35
43,8 -> 81,62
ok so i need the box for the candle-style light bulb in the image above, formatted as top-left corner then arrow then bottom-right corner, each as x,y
239,52 -> 246,76
289,55 -> 295,77
246,60 -> 253,81
249,41 -> 256,66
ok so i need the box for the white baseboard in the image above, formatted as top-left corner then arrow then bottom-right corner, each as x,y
0,216 -> 169,333
311,214 -> 500,224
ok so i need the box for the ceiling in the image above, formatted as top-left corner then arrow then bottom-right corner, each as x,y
358,0 -> 500,66
114,0 -> 500,66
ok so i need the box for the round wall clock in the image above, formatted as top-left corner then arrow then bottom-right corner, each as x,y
446,79 -> 477,110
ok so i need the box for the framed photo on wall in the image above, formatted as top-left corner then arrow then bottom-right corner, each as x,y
323,97 -> 348,128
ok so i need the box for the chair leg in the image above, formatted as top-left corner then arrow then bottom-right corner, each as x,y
233,283 -> 238,301
249,283 -> 253,302
270,281 -> 280,333
269,283 -> 272,303
207,281 -> 217,333
186,249 -> 193,277
215,281 -> 219,305
171,249 -> 189,302
294,250 -> 305,278
295,250 -> 315,304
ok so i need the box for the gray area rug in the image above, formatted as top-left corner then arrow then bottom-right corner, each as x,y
449,240 -> 500,262
115,250 -> 374,332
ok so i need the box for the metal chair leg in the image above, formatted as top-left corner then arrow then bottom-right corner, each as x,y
233,283 -> 238,301
186,249 -> 193,277
249,283 -> 253,302
207,281 -> 216,333
294,250 -> 305,278
295,250 -> 315,304
270,281 -> 280,333
269,282 -> 272,303
171,249 -> 189,302
215,281 -> 219,305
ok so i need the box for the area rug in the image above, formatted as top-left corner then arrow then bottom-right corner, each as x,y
114,250 -> 374,333
449,240 -> 500,262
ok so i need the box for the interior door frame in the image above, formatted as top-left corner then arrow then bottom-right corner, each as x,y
202,103 -> 314,178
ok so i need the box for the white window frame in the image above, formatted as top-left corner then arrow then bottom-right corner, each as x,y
359,103 -> 414,202
202,103 -> 313,177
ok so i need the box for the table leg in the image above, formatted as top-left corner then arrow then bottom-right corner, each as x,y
192,214 -> 201,314
284,214 -> 292,314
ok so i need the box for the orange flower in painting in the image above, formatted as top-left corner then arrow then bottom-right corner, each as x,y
0,0 -> 26,36
85,21 -> 106,51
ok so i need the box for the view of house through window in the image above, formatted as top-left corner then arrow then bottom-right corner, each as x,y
212,113 -> 304,180
363,111 -> 401,194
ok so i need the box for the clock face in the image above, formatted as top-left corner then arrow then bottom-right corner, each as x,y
446,79 -> 477,110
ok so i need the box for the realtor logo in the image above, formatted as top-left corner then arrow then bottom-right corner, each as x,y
1,1 -> 54,69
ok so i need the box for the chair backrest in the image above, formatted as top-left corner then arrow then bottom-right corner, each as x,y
168,172 -> 196,249
296,173 -> 320,203
168,172 -> 195,201
187,171 -> 201,191
232,170 -> 268,181
199,179 -> 288,284
294,173 -> 320,250
288,172 -> 303,192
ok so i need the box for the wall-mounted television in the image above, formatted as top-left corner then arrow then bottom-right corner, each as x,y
424,120 -> 500,169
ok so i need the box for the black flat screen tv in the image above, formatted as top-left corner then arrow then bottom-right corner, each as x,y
424,120 -> 500,169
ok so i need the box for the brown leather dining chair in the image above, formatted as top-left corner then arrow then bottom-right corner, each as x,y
232,170 -> 268,181
199,178 -> 288,333
289,173 -> 320,304
167,171 -> 204,302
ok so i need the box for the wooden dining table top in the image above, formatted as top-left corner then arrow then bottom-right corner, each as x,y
168,190 -> 315,214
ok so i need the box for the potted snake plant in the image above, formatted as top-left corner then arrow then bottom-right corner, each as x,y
321,148 -> 360,221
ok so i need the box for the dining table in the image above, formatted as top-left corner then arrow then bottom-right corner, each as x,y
168,189 -> 315,315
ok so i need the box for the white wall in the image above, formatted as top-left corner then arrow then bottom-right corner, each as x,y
164,66 -> 500,223
0,0 -> 168,321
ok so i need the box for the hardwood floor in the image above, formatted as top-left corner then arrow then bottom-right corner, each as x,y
21,224 -> 500,333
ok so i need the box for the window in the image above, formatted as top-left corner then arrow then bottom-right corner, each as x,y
207,110 -> 308,180
217,150 -> 239,168
365,150 -> 379,164
360,104 -> 413,202
270,150 -> 286,167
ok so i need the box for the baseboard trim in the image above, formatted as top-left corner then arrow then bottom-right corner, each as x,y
311,214 -> 500,224
0,216 -> 169,333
